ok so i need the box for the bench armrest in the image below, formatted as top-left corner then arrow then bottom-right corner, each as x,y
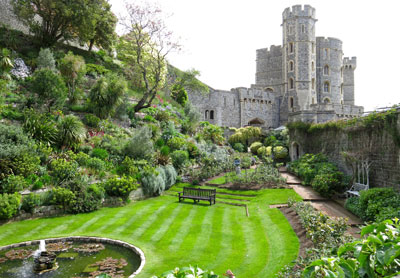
178,192 -> 183,197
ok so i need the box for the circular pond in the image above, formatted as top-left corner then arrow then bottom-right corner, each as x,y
0,237 -> 145,278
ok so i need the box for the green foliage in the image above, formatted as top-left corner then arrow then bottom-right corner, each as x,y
91,148 -> 109,160
116,157 -> 148,178
344,196 -> 363,218
57,115 -> 86,149
170,83 -> 188,105
228,126 -> 261,147
86,63 -> 110,77
21,193 -> 41,213
151,265 -> 219,278
23,109 -> 58,146
167,137 -> 187,152
198,123 -> 225,145
37,48 -> 56,71
162,165 -> 177,190
169,66 -> 209,94
0,193 -> 21,220
59,51 -> 86,103
0,123 -> 40,180
0,175 -> 28,194
358,188 -> 400,222
29,68 -> 67,111
104,176 -> 138,200
124,126 -> 154,161
0,48 -> 13,78
303,219 -> 400,278
257,146 -> 268,157
170,150 -> 189,173
47,187 -> 75,211
141,169 -> 166,197
50,158 -> 78,185
87,157 -> 106,172
273,146 -> 288,159
181,102 -> 201,135
70,183 -> 105,213
227,163 -> 286,187
233,142 -> 245,152
311,172 -> 344,198
89,73 -> 127,119
250,142 -> 263,154
83,114 -> 101,128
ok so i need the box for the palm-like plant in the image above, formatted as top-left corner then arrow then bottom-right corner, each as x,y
57,115 -> 86,149
89,73 -> 127,119
0,48 -> 14,79
23,109 -> 58,146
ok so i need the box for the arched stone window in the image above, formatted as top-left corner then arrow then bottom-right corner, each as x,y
210,110 -> 214,120
289,61 -> 294,72
311,78 -> 315,90
324,81 -> 330,93
289,78 -> 294,90
323,65 -> 330,75
205,110 -> 209,119
264,87 -> 274,93
289,42 -> 294,53
323,98 -> 331,104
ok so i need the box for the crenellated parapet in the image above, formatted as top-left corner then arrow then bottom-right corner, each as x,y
343,57 -> 357,69
282,5 -> 316,21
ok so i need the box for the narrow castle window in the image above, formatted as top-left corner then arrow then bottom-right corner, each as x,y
324,81 -> 330,93
289,42 -> 294,53
312,97 -> 315,104
289,25 -> 294,35
312,42 -> 315,54
210,110 -> 214,120
205,110 -> 209,119
224,97 -> 226,107
323,65 -> 330,75
289,78 -> 294,90
312,61 -> 315,71
289,61 -> 294,72
290,97 -> 294,109
301,24 -> 305,33
312,78 -> 315,90
341,84 -> 343,94
234,99 -> 236,106
324,48 -> 329,59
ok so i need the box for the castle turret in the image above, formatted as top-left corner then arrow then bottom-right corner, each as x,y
316,37 -> 344,105
342,57 -> 356,105
282,5 -> 317,113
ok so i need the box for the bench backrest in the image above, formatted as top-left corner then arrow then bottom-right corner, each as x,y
183,187 -> 216,197
353,182 -> 369,191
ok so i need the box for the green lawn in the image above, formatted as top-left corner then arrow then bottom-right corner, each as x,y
207,168 -> 255,185
0,187 -> 302,277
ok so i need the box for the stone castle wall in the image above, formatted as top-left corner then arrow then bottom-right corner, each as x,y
289,110 -> 400,189
0,0 -> 30,33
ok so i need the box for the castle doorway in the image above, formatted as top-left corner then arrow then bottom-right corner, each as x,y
248,118 -> 265,127
291,142 -> 301,161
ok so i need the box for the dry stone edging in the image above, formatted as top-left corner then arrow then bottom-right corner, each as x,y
0,236 -> 145,278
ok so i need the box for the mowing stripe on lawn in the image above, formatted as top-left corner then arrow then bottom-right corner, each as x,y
19,222 -> 49,240
131,203 -> 171,239
149,203 -> 183,242
71,214 -> 105,235
113,203 -> 156,236
46,218 -> 76,236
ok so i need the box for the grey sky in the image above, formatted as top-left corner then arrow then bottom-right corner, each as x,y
110,0 -> 400,111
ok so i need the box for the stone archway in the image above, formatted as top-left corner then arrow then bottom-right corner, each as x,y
291,142 -> 301,161
248,118 -> 265,127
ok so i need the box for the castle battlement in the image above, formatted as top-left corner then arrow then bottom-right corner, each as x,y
282,5 -> 316,20
316,37 -> 343,50
256,45 -> 282,59
343,57 -> 357,68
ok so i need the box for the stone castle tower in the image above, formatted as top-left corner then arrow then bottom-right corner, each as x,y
189,4 -> 363,129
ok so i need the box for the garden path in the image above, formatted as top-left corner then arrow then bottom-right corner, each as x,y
280,171 -> 363,227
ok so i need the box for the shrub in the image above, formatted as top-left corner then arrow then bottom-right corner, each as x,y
359,187 -> 400,221
240,155 -> 252,169
83,114 -> 101,128
264,135 -> 277,146
311,172 -> 344,198
29,68 -> 67,111
257,146 -> 268,157
21,193 -> 41,213
0,193 -> 21,220
170,150 -> 189,173
116,157 -> 146,178
69,184 -> 104,213
37,48 -> 56,71
160,145 -> 170,156
273,146 -> 288,159
75,152 -> 90,166
344,196 -> 362,218
23,109 -> 58,146
0,175 -> 28,194
186,141 -> 200,159
91,148 -> 109,160
170,83 -> 188,105
141,171 -> 165,196
250,142 -> 263,154
151,266 -> 219,278
104,176 -> 138,201
48,187 -> 76,211
50,158 -> 78,185
59,52 -> 86,103
89,74 -> 127,119
86,63 -> 109,77
198,123 -> 225,145
57,115 -> 86,149
233,142 -> 245,152
167,137 -> 187,151
162,165 -> 177,189
87,157 -> 106,171
0,124 -> 40,179
124,126 -> 154,161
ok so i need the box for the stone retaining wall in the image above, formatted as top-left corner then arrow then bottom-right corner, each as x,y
0,236 -> 146,278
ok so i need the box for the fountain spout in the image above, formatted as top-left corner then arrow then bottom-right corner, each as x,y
33,240 -> 58,273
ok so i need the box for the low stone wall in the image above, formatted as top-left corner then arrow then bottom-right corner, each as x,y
289,109 -> 400,189
0,236 -> 146,278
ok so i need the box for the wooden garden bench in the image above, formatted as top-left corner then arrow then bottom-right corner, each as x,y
178,187 -> 216,205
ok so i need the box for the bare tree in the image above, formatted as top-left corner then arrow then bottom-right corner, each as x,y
119,2 -> 180,112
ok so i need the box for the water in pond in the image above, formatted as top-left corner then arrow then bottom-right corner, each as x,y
0,242 -> 141,277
